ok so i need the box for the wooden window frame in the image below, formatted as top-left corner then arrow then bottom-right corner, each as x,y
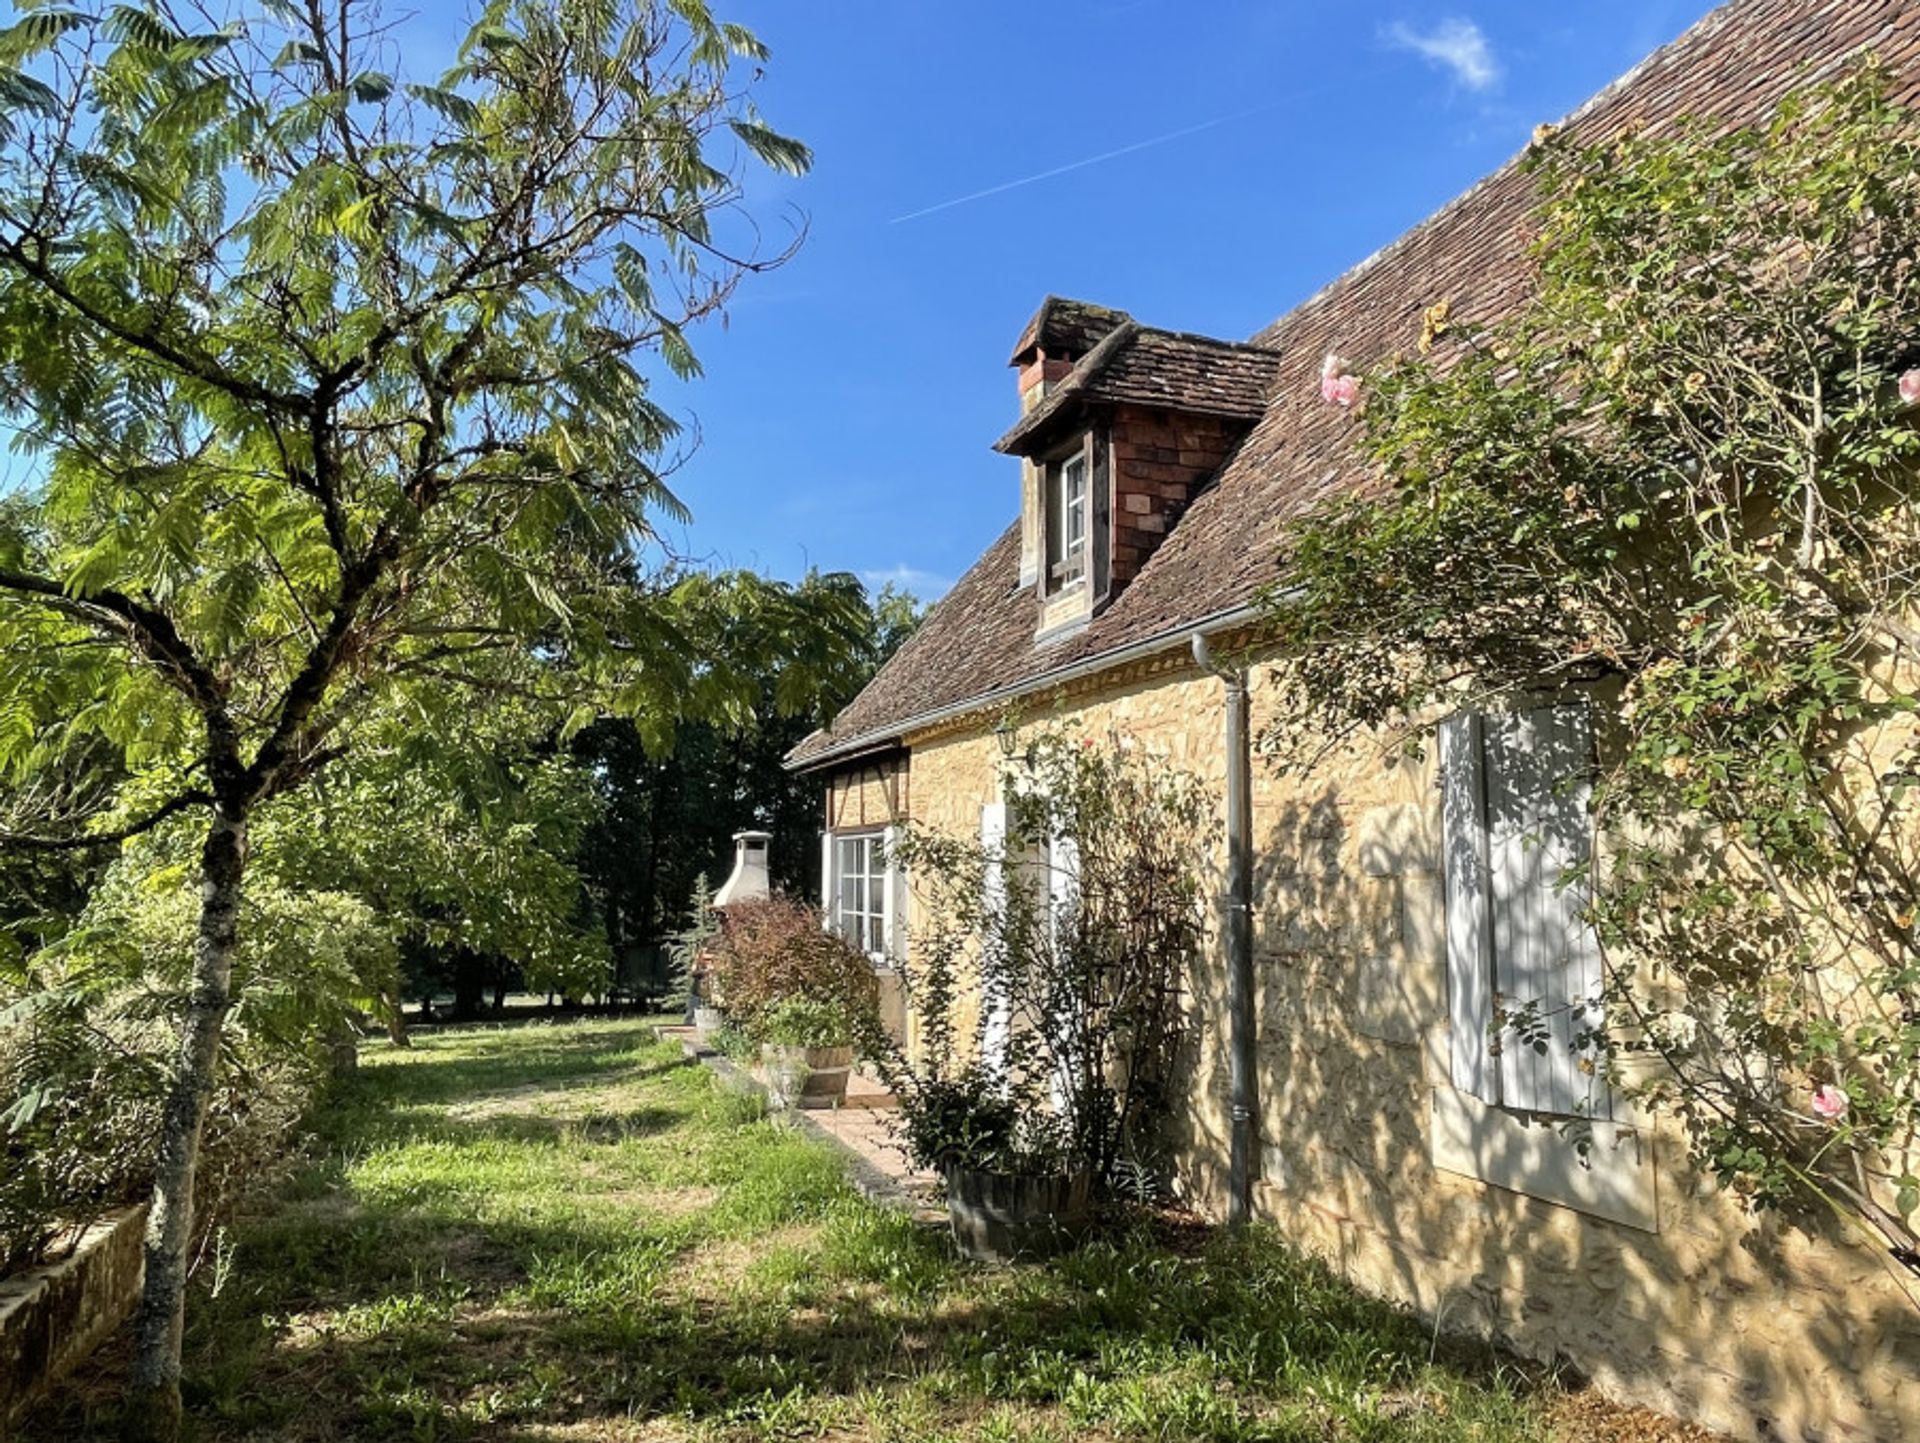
1044,443 -> 1090,592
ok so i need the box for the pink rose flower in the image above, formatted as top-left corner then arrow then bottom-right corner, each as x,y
1319,356 -> 1361,408
1811,1084 -> 1849,1120
1320,353 -> 1360,407
1900,369 -> 1920,406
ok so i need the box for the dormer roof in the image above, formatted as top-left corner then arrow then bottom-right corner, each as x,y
995,323 -> 1282,456
1008,296 -> 1131,367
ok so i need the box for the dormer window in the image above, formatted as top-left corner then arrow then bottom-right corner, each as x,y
998,297 -> 1281,638
1046,449 -> 1088,590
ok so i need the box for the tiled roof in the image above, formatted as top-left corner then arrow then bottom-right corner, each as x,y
1008,296 -> 1131,365
994,325 -> 1282,456
790,0 -> 1920,771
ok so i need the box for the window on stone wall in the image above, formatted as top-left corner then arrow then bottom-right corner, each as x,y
1439,701 -> 1611,1121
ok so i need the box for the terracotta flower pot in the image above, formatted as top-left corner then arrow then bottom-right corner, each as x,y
944,1165 -> 1092,1263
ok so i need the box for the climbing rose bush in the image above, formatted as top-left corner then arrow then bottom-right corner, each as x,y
1261,66 -> 1920,1285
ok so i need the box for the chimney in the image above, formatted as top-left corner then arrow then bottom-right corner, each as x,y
713,830 -> 772,907
1017,350 -> 1075,413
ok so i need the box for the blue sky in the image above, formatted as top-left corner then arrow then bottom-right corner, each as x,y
655,0 -> 1720,601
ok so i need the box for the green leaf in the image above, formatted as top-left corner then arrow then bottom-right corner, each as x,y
728,120 -> 811,177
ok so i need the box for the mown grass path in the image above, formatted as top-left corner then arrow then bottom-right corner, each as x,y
33,1020 -> 1703,1442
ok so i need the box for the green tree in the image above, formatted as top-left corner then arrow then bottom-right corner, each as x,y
1261,68 -> 1920,1291
573,576 -> 922,961
0,1 -> 814,1427
259,712 -> 608,1027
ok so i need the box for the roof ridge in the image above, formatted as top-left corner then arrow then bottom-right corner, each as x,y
1136,325 -> 1282,354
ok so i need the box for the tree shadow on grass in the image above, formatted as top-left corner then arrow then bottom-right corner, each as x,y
30,1201 -> 1555,1442
25,1022 -> 1561,1443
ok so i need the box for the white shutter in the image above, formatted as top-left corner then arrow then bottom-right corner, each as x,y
1484,705 -> 1611,1120
1046,831 -> 1081,1112
880,824 -> 907,967
1441,713 -> 1500,1103
979,802 -> 1010,1075
820,831 -> 836,931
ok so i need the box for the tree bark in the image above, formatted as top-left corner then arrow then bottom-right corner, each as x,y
383,988 -> 411,1047
123,801 -> 248,1443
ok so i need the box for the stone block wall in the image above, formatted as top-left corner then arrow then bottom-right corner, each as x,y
0,1206 -> 146,1434
894,656 -> 1920,1443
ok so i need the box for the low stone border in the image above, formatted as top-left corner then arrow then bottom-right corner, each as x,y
0,1205 -> 146,1435
655,1027 -> 943,1223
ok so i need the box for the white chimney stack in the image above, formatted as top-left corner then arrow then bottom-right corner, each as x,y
713,830 -> 772,908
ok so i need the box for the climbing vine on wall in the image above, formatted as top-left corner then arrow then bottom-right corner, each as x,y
1259,65 -> 1920,1289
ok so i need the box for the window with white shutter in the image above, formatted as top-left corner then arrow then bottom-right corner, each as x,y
1440,703 -> 1611,1121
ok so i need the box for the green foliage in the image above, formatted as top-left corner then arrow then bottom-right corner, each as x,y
0,895 -> 337,1273
701,893 -> 879,1039
1261,65 -> 1920,1267
757,994 -> 853,1049
881,726 -> 1213,1184
0,0 -> 828,864
665,873 -> 719,1013
572,576 -> 924,968
258,719 -> 610,1007
895,1064 -> 1071,1177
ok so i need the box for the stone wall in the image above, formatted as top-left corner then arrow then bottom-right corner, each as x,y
0,1206 -> 147,1434
894,657 -> 1920,1443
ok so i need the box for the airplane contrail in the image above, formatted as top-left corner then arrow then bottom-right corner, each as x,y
887,94 -> 1322,225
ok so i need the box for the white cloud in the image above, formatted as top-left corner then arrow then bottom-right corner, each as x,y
860,564 -> 954,601
1384,17 -> 1502,92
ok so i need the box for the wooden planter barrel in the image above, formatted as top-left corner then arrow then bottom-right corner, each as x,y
944,1166 -> 1092,1264
758,1044 -> 854,1109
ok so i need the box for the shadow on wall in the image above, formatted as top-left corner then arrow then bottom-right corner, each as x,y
1176,783 -> 1920,1443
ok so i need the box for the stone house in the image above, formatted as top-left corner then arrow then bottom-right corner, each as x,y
786,2 -> 1920,1438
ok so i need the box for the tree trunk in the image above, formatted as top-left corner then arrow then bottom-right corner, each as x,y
451,949 -> 484,1020
123,801 -> 248,1443
383,988 -> 411,1047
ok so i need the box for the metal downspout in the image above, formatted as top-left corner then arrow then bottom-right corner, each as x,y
1193,634 -> 1256,1227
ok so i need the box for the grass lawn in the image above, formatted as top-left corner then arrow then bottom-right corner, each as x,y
32,1019 -> 1708,1442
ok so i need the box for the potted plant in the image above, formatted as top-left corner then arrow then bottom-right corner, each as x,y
756,996 -> 856,1109
897,1066 -> 1091,1264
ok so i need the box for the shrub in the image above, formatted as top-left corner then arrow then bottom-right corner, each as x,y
1,865 -> 384,1275
876,726 -> 1212,1185
0,975 -> 322,1277
894,1064 -> 1070,1176
759,995 -> 854,1049
702,895 -> 879,1040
